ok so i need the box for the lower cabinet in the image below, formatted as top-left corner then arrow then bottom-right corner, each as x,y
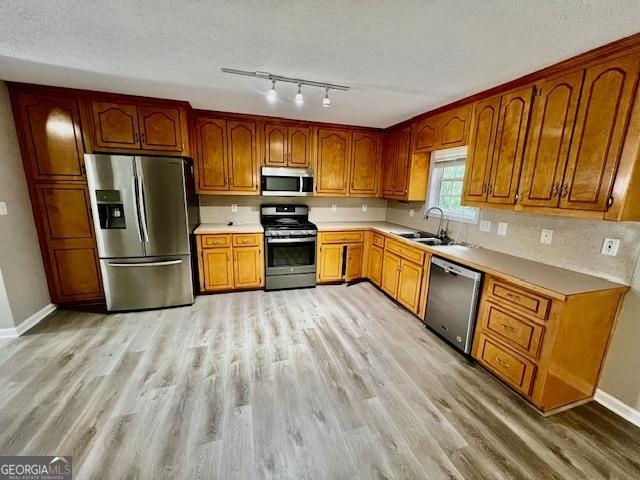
317,231 -> 365,283
368,244 -> 384,286
380,249 -> 424,315
381,251 -> 401,296
197,233 -> 264,292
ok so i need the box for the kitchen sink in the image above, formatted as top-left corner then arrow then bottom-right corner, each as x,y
413,237 -> 443,246
396,232 -> 444,246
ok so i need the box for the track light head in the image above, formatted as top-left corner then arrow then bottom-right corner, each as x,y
322,88 -> 331,108
266,80 -> 277,103
295,84 -> 304,106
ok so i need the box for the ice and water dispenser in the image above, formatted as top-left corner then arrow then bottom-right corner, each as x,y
95,190 -> 126,229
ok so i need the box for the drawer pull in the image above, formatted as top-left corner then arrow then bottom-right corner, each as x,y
502,324 -> 516,333
505,293 -> 520,301
495,357 -> 510,368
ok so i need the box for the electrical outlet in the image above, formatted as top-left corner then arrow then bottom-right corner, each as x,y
409,209 -> 414,217
497,222 -> 508,236
331,204 -> 337,212
0,202 -> 7,216
601,238 -> 620,257
231,204 -> 238,213
479,220 -> 491,232
362,204 -> 368,212
540,229 -> 553,245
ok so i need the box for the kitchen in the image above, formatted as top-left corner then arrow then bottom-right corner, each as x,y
1,2 -> 640,478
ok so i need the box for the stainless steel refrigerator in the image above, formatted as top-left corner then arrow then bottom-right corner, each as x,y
85,154 -> 198,312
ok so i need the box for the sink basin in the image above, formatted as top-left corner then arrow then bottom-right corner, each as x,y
396,231 -> 435,239
413,237 -> 443,246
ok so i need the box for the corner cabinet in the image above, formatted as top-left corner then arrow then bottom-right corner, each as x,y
316,231 -> 365,282
412,104 -> 471,153
381,125 -> 428,201
193,113 -> 259,194
84,99 -> 190,156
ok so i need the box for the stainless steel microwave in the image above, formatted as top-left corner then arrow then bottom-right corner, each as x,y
261,167 -> 314,196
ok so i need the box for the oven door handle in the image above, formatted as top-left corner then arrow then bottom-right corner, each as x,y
267,237 -> 316,243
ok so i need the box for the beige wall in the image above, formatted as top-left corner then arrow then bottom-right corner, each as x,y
199,196 -> 387,224
0,81 -> 50,329
386,199 -> 640,411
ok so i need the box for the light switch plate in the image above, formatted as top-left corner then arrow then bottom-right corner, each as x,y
0,202 -> 7,216
497,222 -> 508,236
409,209 -> 414,217
362,204 -> 368,212
479,220 -> 491,232
331,204 -> 337,212
602,238 -> 620,257
540,229 -> 553,245
231,204 -> 238,213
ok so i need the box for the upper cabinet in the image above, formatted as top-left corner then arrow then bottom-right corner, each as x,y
381,125 -> 429,202
194,113 -> 259,194
462,86 -> 534,205
412,104 -> 471,153
315,128 -> 352,195
350,132 -> 381,196
84,99 -> 189,156
263,122 -> 312,167
13,92 -> 86,181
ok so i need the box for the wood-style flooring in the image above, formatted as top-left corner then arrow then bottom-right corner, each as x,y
1,283 -> 639,479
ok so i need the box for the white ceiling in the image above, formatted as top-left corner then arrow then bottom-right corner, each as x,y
1,1 -> 639,128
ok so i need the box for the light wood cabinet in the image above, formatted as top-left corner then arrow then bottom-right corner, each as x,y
264,122 -> 312,167
345,244 -> 364,281
197,233 -> 263,292
194,114 -> 259,194
368,244 -> 384,286
318,244 -> 344,282
396,260 -> 423,314
413,104 -> 471,153
316,128 -> 351,195
349,132 -> 381,196
381,125 -> 429,201
87,100 -> 188,155
317,231 -> 365,282
463,86 -> 533,205
381,250 -> 402,297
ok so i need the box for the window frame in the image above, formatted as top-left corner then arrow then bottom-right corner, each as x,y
426,146 -> 479,224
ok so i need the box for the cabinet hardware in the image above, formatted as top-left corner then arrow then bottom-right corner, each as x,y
607,196 -> 614,208
487,184 -> 493,195
482,183 -> 487,193
552,184 -> 559,197
141,133 -> 146,143
134,132 -> 140,142
560,184 -> 569,198
495,357 -> 510,368
502,324 -> 516,333
515,192 -> 520,202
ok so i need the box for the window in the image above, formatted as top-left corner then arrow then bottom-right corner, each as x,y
426,146 -> 478,223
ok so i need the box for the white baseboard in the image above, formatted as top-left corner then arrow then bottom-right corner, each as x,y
594,389 -> 640,427
0,303 -> 56,338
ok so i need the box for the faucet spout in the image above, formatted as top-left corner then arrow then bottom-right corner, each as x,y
425,207 -> 448,241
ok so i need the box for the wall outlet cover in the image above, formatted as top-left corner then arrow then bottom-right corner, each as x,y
331,204 -> 337,212
479,220 -> 491,232
601,238 -> 620,257
231,204 -> 238,213
497,222 -> 508,236
0,202 -> 7,216
362,204 -> 368,212
540,229 -> 553,245
409,208 -> 414,217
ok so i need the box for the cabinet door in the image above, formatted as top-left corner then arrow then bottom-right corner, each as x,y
316,128 -> 351,195
288,125 -> 312,167
463,96 -> 501,203
381,251 -> 401,297
561,54 -> 640,211
520,72 -> 584,207
486,86 -> 534,204
368,244 -> 384,286
381,132 -> 396,194
350,132 -> 380,195
345,243 -> 364,281
195,117 -> 229,192
233,246 -> 263,288
264,123 -> 287,166
392,126 -> 412,196
138,105 -> 183,152
318,244 -> 344,282
440,104 -> 471,149
397,260 -> 423,314
15,93 -> 86,181
34,183 -> 103,303
202,248 -> 233,291
227,120 -> 259,192
90,101 -> 141,150
413,117 -> 438,153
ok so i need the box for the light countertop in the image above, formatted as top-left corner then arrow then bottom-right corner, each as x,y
194,223 -> 263,234
316,221 -> 628,299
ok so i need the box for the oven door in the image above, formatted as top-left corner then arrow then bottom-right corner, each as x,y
265,237 -> 316,275
261,167 -> 313,196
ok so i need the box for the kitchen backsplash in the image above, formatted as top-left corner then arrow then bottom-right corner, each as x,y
199,196 -> 387,224
386,200 -> 640,285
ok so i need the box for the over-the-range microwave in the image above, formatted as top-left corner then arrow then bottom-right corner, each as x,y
261,167 -> 314,196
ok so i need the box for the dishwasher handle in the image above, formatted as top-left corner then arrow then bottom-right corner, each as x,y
431,256 -> 482,281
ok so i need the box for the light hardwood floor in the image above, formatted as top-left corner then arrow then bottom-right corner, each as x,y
1,283 -> 639,479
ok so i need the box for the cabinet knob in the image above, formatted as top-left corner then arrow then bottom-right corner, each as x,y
560,184 -> 569,198
552,183 -> 560,197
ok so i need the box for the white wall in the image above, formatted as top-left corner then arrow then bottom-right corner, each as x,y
0,81 -> 50,329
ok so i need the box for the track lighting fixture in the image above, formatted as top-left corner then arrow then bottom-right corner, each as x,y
221,68 -> 349,106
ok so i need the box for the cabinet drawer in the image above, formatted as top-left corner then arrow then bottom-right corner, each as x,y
385,239 -> 425,265
487,277 -> 550,321
321,231 -> 364,244
201,234 -> 231,248
372,232 -> 385,247
481,303 -> 544,358
232,233 -> 262,247
476,333 -> 536,396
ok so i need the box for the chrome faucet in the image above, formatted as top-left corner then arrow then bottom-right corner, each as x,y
425,207 -> 448,242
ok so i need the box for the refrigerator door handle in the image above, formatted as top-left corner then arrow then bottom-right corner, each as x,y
107,259 -> 183,267
136,173 -> 150,243
130,175 -> 143,242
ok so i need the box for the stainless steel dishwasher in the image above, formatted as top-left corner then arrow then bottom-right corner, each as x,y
424,256 -> 483,354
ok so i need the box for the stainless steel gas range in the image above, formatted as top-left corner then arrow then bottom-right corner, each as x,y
260,205 -> 317,290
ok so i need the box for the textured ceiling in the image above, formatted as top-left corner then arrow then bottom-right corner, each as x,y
0,1 -> 639,128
